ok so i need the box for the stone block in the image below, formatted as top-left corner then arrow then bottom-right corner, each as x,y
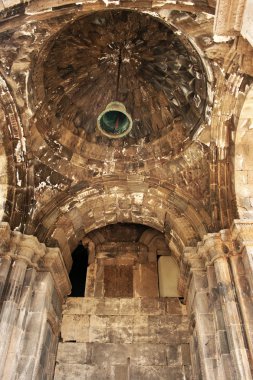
62,298 -> 83,315
54,364 -> 111,380
104,265 -> 133,297
217,330 -> 230,354
95,298 -> 120,315
193,292 -> 212,313
107,326 -> 133,343
166,345 -> 182,366
181,343 -> 191,365
56,342 -> 92,364
207,266 -> 217,289
119,298 -> 140,315
16,355 -> 36,380
207,357 -> 220,376
226,324 -> 248,350
149,318 -> 189,344
61,315 -> 89,342
106,316 -> 134,343
111,365 -> 128,380
130,365 -> 185,380
197,313 -> 215,333
91,343 -> 128,366
193,272 -> 208,291
183,365 -> 192,380
221,353 -> 237,379
140,298 -> 165,315
89,316 -> 109,343
201,335 -> 216,358
21,331 -> 42,356
214,307 -> 226,330
82,298 -> 99,315
133,315 -> 150,343
165,298 -> 187,315
89,315 -> 108,328
134,264 -> 159,297
130,343 -> 167,366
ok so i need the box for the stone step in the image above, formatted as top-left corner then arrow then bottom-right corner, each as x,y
63,297 -> 187,317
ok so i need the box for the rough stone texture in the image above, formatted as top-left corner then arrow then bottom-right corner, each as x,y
1,1 -> 253,379
55,297 -> 190,380
84,225 -> 170,298
0,225 -> 71,380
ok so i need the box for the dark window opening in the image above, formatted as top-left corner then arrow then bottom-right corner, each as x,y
69,244 -> 88,297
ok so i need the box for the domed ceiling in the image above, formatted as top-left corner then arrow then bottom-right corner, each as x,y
38,9 -> 207,151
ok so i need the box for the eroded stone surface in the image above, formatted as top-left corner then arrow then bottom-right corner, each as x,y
55,297 -> 190,380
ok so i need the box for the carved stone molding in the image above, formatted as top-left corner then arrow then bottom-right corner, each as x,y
198,230 -> 231,265
214,0 -> 253,48
0,222 -> 71,300
231,219 -> 253,253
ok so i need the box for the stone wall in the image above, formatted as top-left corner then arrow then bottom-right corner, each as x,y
55,297 -> 191,380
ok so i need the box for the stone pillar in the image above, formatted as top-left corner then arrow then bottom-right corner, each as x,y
184,248 -> 218,380
231,220 -> 253,366
202,232 -> 252,380
0,223 -> 71,380
0,233 -> 44,378
214,0 -> 253,47
0,255 -> 12,301
0,223 -> 11,301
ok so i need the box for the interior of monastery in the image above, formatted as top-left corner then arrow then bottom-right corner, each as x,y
0,0 -> 253,379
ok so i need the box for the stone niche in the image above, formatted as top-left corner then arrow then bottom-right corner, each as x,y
83,224 -> 181,298
55,224 -> 190,380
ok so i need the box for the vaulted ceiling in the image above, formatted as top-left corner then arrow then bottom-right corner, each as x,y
0,0 -> 252,267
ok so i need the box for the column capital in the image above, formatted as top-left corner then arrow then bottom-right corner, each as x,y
11,232 -> 46,265
231,219 -> 253,254
198,230 -> 231,265
182,246 -> 205,270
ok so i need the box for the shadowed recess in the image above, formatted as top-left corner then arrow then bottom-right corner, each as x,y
69,244 -> 88,297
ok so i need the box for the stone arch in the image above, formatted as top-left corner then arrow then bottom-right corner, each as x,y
235,85 -> 253,218
0,76 -> 30,229
0,104 -> 8,223
29,182 -> 210,271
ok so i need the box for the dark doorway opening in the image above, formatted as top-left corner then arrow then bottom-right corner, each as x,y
69,243 -> 88,297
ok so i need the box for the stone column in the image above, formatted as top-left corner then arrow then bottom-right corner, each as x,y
0,255 -> 12,301
2,267 -> 37,380
202,232 -> 252,380
0,223 -> 11,301
0,223 -> 71,380
0,232 -> 45,378
184,248 -> 218,380
231,220 -> 253,366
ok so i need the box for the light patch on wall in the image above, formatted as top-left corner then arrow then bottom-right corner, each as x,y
158,256 -> 180,297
